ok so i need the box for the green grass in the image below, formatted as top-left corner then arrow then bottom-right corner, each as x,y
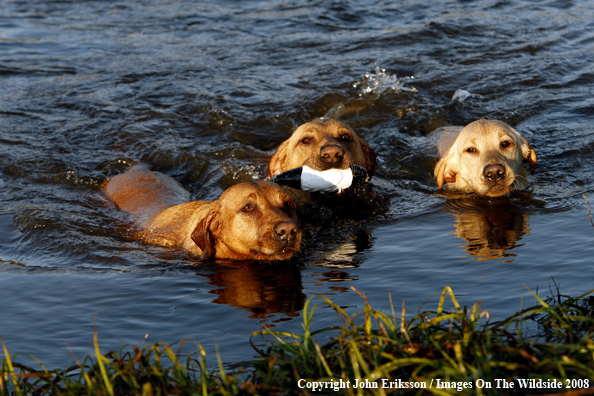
2,286 -> 594,395
1,336 -> 256,395
252,286 -> 594,395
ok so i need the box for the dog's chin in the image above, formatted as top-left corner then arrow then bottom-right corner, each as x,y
477,182 -> 515,198
250,244 -> 299,262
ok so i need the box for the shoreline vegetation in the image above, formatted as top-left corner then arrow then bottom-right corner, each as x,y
2,286 -> 593,395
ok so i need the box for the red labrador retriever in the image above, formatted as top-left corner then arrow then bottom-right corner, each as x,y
103,165 -> 301,261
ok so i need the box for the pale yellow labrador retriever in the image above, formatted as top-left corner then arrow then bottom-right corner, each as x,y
434,119 -> 537,197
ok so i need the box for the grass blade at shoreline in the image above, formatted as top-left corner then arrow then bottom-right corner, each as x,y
1,287 -> 593,395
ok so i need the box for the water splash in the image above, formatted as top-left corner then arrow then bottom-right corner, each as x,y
353,67 -> 416,96
452,89 -> 481,103
222,161 -> 262,181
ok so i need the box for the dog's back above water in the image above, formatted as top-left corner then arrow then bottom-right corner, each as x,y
103,165 -> 302,261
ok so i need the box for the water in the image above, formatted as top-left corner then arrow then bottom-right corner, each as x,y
1,0 -> 594,369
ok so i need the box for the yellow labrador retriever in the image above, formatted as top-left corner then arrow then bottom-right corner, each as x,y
268,119 -> 376,178
267,120 -> 378,214
103,165 -> 301,261
434,119 -> 537,197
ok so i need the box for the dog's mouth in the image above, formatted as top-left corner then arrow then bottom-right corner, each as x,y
307,157 -> 351,172
303,145 -> 353,172
321,157 -> 345,168
250,247 -> 298,261
250,238 -> 301,261
479,180 -> 516,198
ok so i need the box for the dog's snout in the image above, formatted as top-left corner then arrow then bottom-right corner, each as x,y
483,163 -> 506,182
320,145 -> 344,164
274,221 -> 298,240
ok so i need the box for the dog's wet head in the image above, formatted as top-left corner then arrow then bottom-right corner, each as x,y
269,120 -> 376,178
191,181 -> 302,261
436,119 -> 537,198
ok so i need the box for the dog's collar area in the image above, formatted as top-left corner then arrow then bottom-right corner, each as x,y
272,164 -> 370,193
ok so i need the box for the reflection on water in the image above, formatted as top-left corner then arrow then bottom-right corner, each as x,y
444,198 -> 531,262
316,241 -> 360,266
189,222 -> 374,319
196,262 -> 305,319
191,224 -> 373,319
304,221 -> 374,268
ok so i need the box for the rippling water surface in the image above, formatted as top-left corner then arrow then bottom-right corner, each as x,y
1,0 -> 594,368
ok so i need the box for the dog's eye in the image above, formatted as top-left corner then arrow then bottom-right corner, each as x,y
501,141 -> 512,148
340,133 -> 353,142
301,137 -> 313,145
241,203 -> 255,213
465,147 -> 477,153
283,199 -> 296,210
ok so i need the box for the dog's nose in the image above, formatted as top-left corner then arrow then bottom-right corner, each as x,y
320,145 -> 344,163
483,163 -> 506,182
275,221 -> 298,240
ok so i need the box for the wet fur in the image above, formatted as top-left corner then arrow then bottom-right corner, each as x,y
268,119 -> 376,178
433,119 -> 537,197
103,165 -> 301,261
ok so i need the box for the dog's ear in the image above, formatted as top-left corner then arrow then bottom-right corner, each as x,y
190,205 -> 219,261
520,136 -> 538,171
358,137 -> 376,177
268,140 -> 289,178
435,156 -> 457,189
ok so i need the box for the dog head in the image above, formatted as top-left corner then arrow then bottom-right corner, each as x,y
435,119 -> 537,197
268,120 -> 376,178
191,181 -> 301,261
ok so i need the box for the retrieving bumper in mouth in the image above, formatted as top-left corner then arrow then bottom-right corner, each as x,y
272,164 -> 370,193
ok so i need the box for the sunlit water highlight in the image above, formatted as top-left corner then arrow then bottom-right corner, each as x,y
0,0 -> 593,369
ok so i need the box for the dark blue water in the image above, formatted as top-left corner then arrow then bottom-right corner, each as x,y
1,0 -> 594,369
